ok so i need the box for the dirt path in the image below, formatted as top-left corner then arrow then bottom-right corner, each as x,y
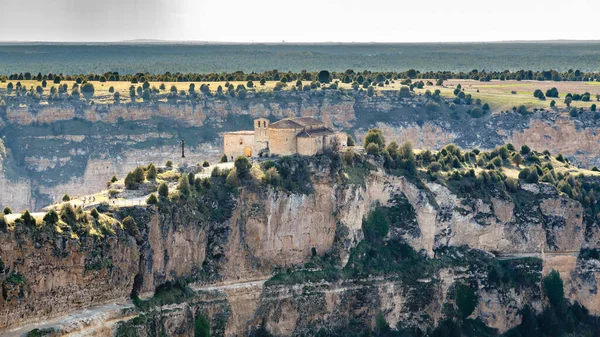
3,301 -> 134,337
1,277 -> 269,337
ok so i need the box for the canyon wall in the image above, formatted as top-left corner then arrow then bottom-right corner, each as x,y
1,159 -> 599,336
1,91 -> 599,212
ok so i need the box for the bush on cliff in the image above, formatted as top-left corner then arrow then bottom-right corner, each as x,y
3,206 -> 12,215
146,164 -> 157,180
177,175 -> 191,198
543,270 -> 564,308
364,128 -> 386,153
21,210 -> 36,228
122,216 -> 140,237
0,213 -> 6,230
195,314 -> 210,337
146,193 -> 158,205
262,167 -> 281,186
43,209 -> 59,225
125,167 -> 145,190
234,156 -> 251,179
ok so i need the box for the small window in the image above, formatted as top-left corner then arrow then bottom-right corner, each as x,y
263,121 -> 266,127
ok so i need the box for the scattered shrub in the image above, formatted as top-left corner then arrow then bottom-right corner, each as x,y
146,193 -> 158,205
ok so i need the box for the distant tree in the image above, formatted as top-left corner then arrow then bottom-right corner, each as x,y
165,160 -> 173,168
177,174 -> 191,198
202,161 -> 210,167
564,96 -> 572,107
260,79 -> 266,86
146,164 -> 157,180
6,82 -> 13,94
114,91 -> 120,104
546,87 -> 559,98
36,86 -> 43,94
318,70 -> 331,83
62,194 -> 71,202
569,107 -> 578,117
111,175 -> 118,183
367,86 -> 374,97
3,207 -> 12,215
158,183 -> 169,198
550,100 -> 556,107
592,104 -> 597,112
399,86 -> 411,98
108,86 -> 115,93
220,154 -> 228,163
159,83 -> 166,90
512,153 -> 523,167
80,82 -> 95,98
347,136 -> 355,147
41,79 -> 47,88
274,82 -> 287,91
521,145 -> 531,154
247,81 -> 254,88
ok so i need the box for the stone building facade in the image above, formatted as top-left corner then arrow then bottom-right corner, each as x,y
223,117 -> 346,159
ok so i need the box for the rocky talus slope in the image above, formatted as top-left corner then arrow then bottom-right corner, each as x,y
1,90 -> 600,211
0,152 -> 599,336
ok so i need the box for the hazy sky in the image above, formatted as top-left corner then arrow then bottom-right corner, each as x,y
1,0 -> 599,42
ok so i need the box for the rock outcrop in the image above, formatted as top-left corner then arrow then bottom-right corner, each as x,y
1,91 -> 600,211
1,157 -> 599,336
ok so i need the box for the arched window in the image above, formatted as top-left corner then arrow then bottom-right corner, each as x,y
263,121 -> 266,127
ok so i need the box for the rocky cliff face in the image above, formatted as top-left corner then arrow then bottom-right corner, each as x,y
1,90 -> 599,212
1,156 -> 599,336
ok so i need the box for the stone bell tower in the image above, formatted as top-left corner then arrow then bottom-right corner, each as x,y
254,118 -> 269,143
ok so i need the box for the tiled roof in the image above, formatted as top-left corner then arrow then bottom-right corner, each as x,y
269,119 -> 303,129
292,117 -> 324,127
297,128 -> 335,138
270,117 -> 325,129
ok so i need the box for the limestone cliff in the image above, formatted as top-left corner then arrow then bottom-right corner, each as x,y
1,154 -> 599,336
1,91 -> 600,212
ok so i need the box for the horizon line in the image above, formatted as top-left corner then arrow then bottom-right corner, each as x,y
1,38 -> 600,45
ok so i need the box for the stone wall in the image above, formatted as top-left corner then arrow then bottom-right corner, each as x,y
267,127 -> 301,156
223,132 -> 255,159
